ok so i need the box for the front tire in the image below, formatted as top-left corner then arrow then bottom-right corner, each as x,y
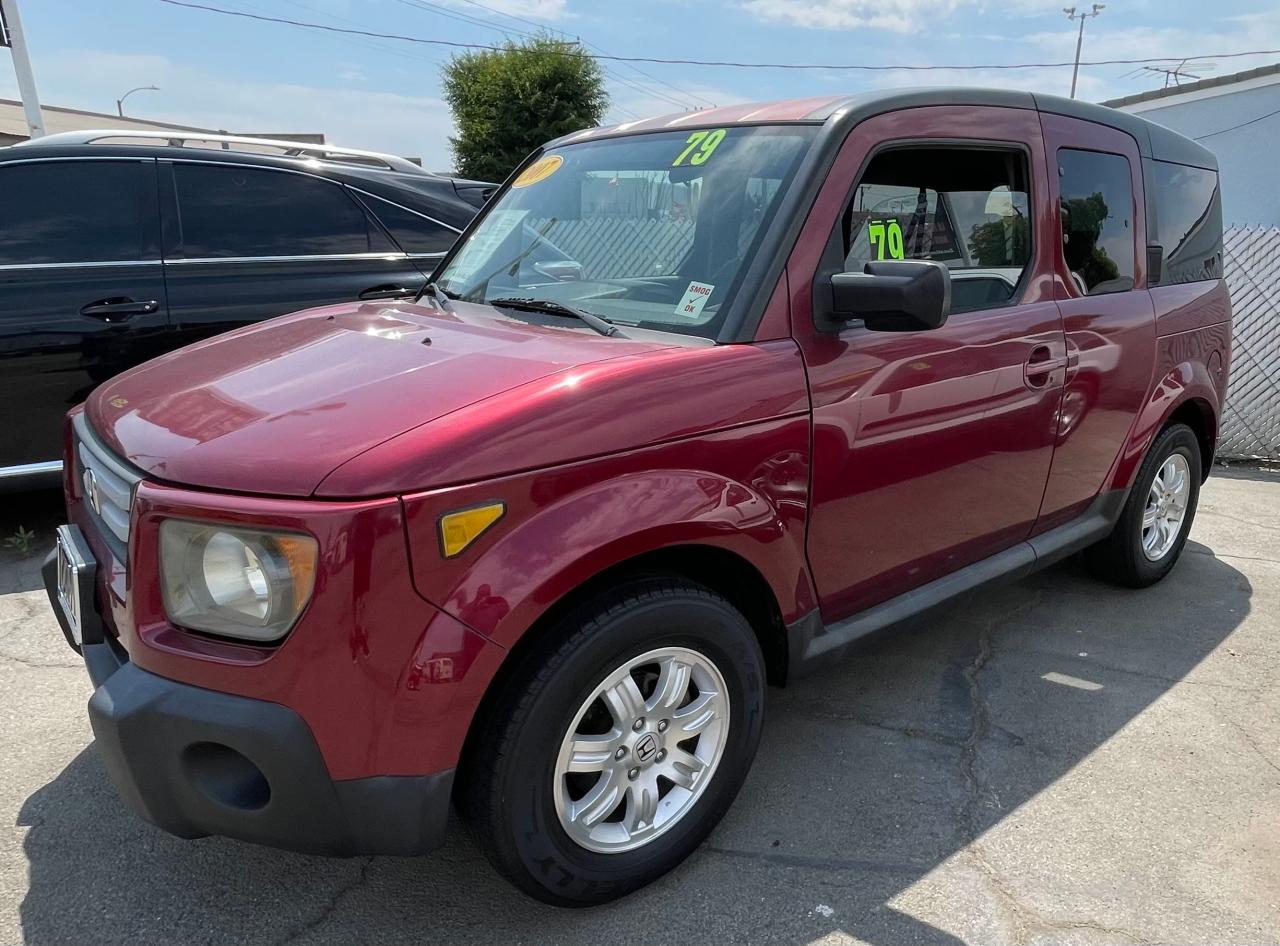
1087,422 -> 1201,587
457,578 -> 766,906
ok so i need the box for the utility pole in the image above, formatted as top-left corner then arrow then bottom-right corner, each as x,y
1064,4 -> 1104,100
0,0 -> 45,138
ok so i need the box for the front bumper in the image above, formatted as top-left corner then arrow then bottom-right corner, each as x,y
42,541 -> 455,857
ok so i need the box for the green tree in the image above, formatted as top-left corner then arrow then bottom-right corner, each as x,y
442,35 -> 609,182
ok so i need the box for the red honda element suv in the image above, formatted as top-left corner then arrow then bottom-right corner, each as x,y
45,89 -> 1231,905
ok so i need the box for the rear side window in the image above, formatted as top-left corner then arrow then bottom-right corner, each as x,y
0,161 -> 146,265
843,147 -> 1032,314
1056,149 -> 1135,295
360,194 -> 458,255
1148,161 -> 1223,285
172,164 -> 387,258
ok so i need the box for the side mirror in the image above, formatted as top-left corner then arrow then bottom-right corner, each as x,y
532,259 -> 585,282
830,260 -> 951,332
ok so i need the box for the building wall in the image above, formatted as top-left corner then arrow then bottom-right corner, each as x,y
1121,82 -> 1280,227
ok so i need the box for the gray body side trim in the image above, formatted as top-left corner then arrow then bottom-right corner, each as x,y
787,488 -> 1129,679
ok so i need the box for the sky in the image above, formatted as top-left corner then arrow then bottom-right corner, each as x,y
1,0 -> 1277,171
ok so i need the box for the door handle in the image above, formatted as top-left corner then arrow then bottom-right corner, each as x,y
79,298 -> 159,321
359,284 -> 417,301
1024,345 -> 1067,387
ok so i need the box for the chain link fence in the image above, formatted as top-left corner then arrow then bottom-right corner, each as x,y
1221,226 -> 1280,460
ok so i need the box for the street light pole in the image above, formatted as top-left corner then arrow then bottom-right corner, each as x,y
1064,4 -> 1105,100
0,0 -> 46,138
116,85 -> 160,117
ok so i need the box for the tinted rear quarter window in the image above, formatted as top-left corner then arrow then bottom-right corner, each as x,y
0,160 -> 146,265
360,194 -> 458,255
1148,160 -> 1223,285
1057,148 -> 1135,295
172,163 -> 387,258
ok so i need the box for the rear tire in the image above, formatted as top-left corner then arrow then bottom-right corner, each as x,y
1086,422 -> 1201,588
456,578 -> 765,906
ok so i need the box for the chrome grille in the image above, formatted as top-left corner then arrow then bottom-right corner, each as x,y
72,413 -> 142,564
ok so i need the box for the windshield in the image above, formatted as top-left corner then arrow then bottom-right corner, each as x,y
435,125 -> 817,339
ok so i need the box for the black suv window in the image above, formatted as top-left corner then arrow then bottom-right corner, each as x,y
0,160 -> 146,265
1057,149 -> 1135,295
359,194 -> 458,255
172,163 -> 386,258
843,147 -> 1032,314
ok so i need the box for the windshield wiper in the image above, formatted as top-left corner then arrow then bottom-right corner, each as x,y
488,297 -> 624,338
415,282 -> 455,310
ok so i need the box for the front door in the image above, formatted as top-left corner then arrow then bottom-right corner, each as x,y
788,106 -> 1067,621
0,157 -> 168,470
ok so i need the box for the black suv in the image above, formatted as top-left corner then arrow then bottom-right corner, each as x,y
0,130 -> 491,487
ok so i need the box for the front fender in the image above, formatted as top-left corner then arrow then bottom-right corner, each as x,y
401,416 -> 814,649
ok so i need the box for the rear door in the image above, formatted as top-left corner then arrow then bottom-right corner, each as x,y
0,157 -> 168,471
159,161 -> 429,349
1033,115 -> 1154,532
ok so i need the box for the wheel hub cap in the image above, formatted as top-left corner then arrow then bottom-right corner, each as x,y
1142,453 -> 1190,562
552,646 -> 729,854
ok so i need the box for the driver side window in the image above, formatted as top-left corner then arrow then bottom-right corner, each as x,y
843,146 -> 1033,314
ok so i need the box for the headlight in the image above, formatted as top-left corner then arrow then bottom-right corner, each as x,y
159,520 -> 318,643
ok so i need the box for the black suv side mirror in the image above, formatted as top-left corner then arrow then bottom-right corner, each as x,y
830,260 -> 951,332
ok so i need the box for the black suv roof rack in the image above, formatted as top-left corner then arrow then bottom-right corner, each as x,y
16,129 -> 432,175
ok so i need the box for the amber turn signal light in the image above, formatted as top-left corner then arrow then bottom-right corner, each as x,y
438,501 -> 506,558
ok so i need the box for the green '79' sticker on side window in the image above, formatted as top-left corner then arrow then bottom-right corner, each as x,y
673,128 -> 727,167
867,219 -> 905,260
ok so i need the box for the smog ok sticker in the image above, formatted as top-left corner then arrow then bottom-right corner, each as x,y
675,281 -> 715,319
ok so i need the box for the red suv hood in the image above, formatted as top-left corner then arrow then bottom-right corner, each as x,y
87,301 -> 671,496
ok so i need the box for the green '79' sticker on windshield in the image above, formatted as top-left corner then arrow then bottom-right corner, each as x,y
673,128 -> 727,167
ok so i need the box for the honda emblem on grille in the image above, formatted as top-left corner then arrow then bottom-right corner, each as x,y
83,468 -> 101,517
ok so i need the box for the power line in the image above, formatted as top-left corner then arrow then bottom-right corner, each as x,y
156,1 -> 1280,74
1194,104 -> 1280,140
407,0 -> 716,108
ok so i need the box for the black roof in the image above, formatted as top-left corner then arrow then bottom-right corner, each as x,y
0,138 -> 488,228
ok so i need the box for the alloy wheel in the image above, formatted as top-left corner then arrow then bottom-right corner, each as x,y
552,646 -> 729,854
1142,452 -> 1191,561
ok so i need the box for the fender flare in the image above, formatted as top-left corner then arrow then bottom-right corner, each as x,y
1107,357 -> 1220,492
404,464 -> 816,652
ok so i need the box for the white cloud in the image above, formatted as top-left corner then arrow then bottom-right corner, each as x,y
739,0 -> 1049,32
740,0 -> 964,32
0,48 -> 458,169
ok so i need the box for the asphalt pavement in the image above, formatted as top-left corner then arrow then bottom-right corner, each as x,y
2,469 -> 1278,945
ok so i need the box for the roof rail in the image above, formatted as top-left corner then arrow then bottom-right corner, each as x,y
15,129 -> 432,175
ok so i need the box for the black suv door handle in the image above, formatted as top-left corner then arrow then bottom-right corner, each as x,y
79,298 -> 159,320
359,284 -> 417,301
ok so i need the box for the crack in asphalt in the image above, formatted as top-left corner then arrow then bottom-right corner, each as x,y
1186,547 -> 1280,567
702,844 -> 928,877
1222,716 -> 1280,779
0,650 -> 82,670
954,594 -> 1156,946
782,702 -> 967,749
275,856 -> 373,946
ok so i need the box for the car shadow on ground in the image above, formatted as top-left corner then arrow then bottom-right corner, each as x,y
0,488 -> 63,595
16,544 -> 1252,945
